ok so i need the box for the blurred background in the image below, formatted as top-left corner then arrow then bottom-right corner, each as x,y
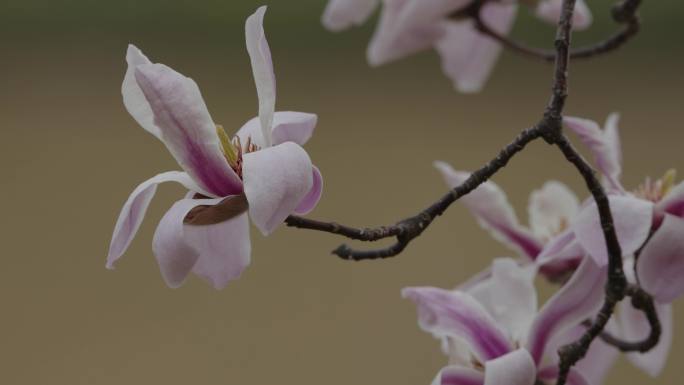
1,0 -> 682,384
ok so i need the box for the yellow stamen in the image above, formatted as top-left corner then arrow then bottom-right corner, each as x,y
216,124 -> 238,166
662,169 -> 677,196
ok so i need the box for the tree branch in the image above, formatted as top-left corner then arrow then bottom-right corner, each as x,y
288,1 -> 660,381
471,0 -> 642,62
286,125 -> 543,260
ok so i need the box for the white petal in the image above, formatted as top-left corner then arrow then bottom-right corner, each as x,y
246,6 -> 276,147
242,142 -> 314,235
484,349 -> 536,385
572,195 -> 654,266
122,44 -> 159,138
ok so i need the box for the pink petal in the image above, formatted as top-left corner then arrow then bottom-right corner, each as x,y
294,165 -> 323,215
152,197 -> 251,289
617,302 -> 673,377
563,115 -> 624,193
435,161 -> 542,259
107,171 -> 205,269
527,256 -> 607,365
235,111 -> 318,148
122,45 -> 160,139
528,181 -> 580,241
322,0 -> 379,32
436,2 -> 517,93
367,0 -> 471,66
535,0 -> 593,31
246,6 -> 276,147
538,367 -> 590,385
402,287 -> 512,362
133,63 -> 243,197
658,181 -> 684,217
636,214 -> 684,303
483,349 -> 536,385
431,366 -> 484,385
242,142 -> 314,235
572,195 -> 654,266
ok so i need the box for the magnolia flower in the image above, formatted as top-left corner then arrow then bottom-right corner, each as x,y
560,113 -> 684,376
404,257 -> 610,385
106,6 -> 323,289
322,0 -> 592,92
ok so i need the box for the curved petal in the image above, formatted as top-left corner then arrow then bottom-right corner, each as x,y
435,161 -> 542,258
242,142 -> 314,235
322,0 -> 379,32
367,0 -> 471,66
436,3 -> 517,93
622,303 -> 673,377
431,366 -> 484,385
528,181 -> 580,241
134,63 -> 243,197
572,195 -> 654,266
152,197 -> 251,288
563,115 -> 624,192
527,256 -> 607,365
187,203 -> 251,290
636,214 -> 684,303
152,198 -> 216,288
484,349 -> 536,385
235,111 -> 318,149
122,44 -> 160,139
246,6 -> 276,147
294,165 -> 323,215
106,171 -> 205,269
658,181 -> 684,217
402,287 -> 512,362
538,367 -> 590,385
535,0 -> 593,31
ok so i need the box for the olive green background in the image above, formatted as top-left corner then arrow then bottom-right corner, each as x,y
1,1 -> 682,384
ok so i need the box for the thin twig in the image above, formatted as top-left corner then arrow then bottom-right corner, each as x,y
471,0 -> 642,62
286,126 -> 543,260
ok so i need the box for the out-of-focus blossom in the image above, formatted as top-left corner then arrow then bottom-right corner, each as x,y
322,0 -> 379,31
536,0 -> 593,30
322,0 -> 593,92
106,6 -> 323,289
404,257 -> 611,385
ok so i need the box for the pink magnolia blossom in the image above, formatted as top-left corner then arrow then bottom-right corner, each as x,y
560,113 -> 683,376
322,0 -> 592,92
435,114 -> 678,376
404,257 -> 612,385
106,6 -> 323,289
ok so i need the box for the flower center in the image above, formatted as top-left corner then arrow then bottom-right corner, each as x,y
633,169 -> 677,202
216,124 -> 260,178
